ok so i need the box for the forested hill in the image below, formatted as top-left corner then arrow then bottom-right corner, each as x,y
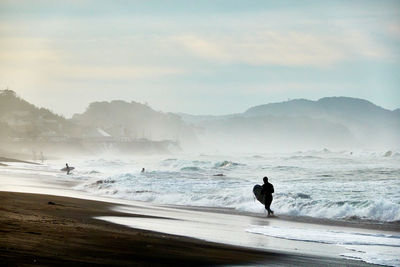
0,90 -> 72,139
72,100 -> 196,144
0,90 -> 64,121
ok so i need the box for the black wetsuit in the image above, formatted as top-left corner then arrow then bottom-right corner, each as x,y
261,182 -> 274,215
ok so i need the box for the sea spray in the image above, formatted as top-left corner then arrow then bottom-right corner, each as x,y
67,151 -> 400,222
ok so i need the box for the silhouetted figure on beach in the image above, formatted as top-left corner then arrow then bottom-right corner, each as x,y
261,176 -> 274,216
66,163 -> 71,175
40,152 -> 44,164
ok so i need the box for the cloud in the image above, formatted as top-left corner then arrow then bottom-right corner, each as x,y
174,30 -> 391,67
0,36 -> 185,90
52,65 -> 184,81
387,23 -> 400,40
1,2 -> 399,116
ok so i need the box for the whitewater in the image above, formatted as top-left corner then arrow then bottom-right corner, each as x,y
16,149 -> 400,223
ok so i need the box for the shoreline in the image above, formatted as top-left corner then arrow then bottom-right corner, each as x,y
170,204 -> 400,232
1,163 -> 398,232
1,161 -> 399,266
0,191 -> 377,266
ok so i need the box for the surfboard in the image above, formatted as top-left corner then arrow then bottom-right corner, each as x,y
60,167 -> 75,172
253,184 -> 265,205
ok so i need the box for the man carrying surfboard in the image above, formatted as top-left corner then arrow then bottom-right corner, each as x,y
60,164 -> 74,174
261,176 -> 274,216
65,163 -> 71,175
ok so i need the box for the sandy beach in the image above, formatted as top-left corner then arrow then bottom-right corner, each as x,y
1,191 -> 381,266
1,191 -> 272,266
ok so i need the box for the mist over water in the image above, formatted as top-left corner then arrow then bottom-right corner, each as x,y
49,149 -> 400,223
1,91 -> 400,223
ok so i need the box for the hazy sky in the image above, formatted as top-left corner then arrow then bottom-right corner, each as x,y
1,0 -> 399,117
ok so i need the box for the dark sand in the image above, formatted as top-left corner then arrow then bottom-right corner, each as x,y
0,191 -> 377,266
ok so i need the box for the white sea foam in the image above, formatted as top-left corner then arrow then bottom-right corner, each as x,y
67,150 -> 400,223
7,150 -> 398,223
247,226 -> 400,246
247,225 -> 400,266
342,245 -> 400,267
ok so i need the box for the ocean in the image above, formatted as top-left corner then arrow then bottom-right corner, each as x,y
48,149 -> 400,223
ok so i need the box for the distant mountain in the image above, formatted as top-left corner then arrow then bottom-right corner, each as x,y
179,97 -> 399,151
244,97 -> 398,126
196,114 -> 356,151
243,97 -> 400,148
1,90 -> 398,154
72,100 -> 196,145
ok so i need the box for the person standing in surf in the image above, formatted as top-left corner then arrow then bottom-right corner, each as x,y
261,176 -> 274,216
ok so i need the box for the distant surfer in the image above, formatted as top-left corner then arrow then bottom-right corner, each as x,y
261,176 -> 274,216
141,168 -> 145,173
60,164 -> 74,174
65,163 -> 71,175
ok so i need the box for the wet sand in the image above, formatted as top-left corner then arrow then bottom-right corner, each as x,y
0,191 -> 377,266
177,205 -> 400,232
0,156 -> 37,164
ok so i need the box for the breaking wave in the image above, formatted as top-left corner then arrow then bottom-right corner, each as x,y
69,151 -> 400,223
214,160 -> 243,168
